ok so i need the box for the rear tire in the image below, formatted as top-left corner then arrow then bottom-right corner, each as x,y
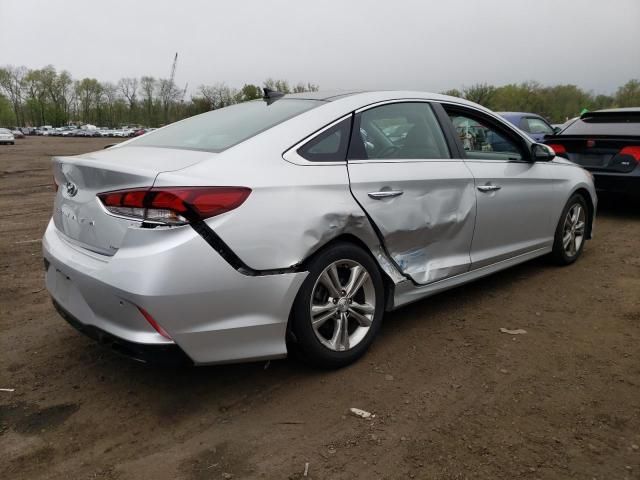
551,194 -> 588,265
290,243 -> 385,368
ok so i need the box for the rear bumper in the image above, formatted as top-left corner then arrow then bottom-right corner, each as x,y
43,220 -> 308,365
592,171 -> 640,195
52,299 -> 192,365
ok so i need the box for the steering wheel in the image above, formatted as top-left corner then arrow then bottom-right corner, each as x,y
377,144 -> 401,158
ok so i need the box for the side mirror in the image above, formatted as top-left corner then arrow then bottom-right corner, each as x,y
553,126 -> 562,134
532,143 -> 555,162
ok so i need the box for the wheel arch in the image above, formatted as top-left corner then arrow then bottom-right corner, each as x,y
571,187 -> 595,239
297,233 -> 400,312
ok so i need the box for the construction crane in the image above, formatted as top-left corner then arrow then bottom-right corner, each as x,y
169,52 -> 178,87
168,53 -> 188,102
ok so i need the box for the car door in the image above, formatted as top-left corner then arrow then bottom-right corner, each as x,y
347,101 -> 476,285
442,105 -> 556,269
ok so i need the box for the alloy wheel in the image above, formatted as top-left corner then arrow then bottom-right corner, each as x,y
309,259 -> 376,352
562,203 -> 586,257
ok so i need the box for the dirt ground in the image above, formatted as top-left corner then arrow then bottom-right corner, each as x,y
1,137 -> 639,480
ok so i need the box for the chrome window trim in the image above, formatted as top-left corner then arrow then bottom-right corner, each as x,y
283,98 -> 534,166
282,114 -> 352,166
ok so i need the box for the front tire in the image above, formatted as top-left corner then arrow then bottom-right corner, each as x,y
552,194 -> 588,265
290,243 -> 385,368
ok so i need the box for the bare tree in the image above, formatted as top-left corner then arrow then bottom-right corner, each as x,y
101,82 -> 119,125
23,68 -> 48,126
462,83 -> 497,107
0,65 -> 27,125
199,83 -> 238,110
118,77 -> 138,113
140,76 -> 156,125
158,77 -> 181,122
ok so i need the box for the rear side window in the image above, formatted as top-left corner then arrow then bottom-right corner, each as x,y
297,117 -> 351,162
348,102 -> 450,160
130,99 -> 321,153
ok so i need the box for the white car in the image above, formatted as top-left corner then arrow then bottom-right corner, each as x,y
0,128 -> 15,144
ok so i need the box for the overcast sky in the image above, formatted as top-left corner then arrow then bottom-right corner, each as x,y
1,0 -> 638,95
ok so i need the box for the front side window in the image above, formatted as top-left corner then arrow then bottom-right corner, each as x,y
130,99 -> 321,153
297,117 -> 351,162
348,102 -> 450,160
446,109 -> 525,161
525,117 -> 553,135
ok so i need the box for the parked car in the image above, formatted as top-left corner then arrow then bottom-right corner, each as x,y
545,108 -> 640,196
0,128 -> 15,144
498,112 -> 558,142
552,117 -> 580,133
44,91 -> 596,368
11,128 -> 25,139
37,126 -> 53,136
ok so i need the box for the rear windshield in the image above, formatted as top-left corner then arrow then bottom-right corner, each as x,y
130,99 -> 321,152
562,116 -> 640,136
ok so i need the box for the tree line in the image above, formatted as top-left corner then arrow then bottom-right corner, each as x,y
0,64 -> 319,128
442,80 -> 640,123
1,64 -> 638,127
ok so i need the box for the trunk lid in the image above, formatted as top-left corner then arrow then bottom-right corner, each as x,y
52,146 -> 214,255
546,136 -> 640,173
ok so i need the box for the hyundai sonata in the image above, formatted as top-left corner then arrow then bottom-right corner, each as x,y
43,90 -> 596,367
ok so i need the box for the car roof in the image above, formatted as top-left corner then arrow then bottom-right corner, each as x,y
497,111 -> 543,118
283,90 -> 491,110
591,107 -> 640,114
284,90 -> 365,101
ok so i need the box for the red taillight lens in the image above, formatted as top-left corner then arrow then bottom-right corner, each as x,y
97,186 -> 251,225
546,143 -> 566,154
619,146 -> 640,162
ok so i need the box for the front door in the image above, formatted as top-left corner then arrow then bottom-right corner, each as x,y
443,106 -> 556,269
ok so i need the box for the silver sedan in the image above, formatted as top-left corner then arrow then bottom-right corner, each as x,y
0,128 -> 15,144
43,91 -> 596,367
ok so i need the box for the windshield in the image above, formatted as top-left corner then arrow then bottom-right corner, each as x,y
129,99 -> 321,152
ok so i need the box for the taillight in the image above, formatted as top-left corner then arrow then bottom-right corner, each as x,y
97,186 -> 251,225
546,143 -> 566,154
618,146 -> 640,162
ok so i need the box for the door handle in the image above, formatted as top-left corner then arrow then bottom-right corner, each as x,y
477,185 -> 502,193
368,190 -> 404,199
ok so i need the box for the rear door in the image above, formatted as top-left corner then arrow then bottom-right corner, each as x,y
442,105 -> 555,268
347,101 -> 476,285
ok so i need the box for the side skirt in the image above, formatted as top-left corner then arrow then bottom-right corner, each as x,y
390,246 -> 552,310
